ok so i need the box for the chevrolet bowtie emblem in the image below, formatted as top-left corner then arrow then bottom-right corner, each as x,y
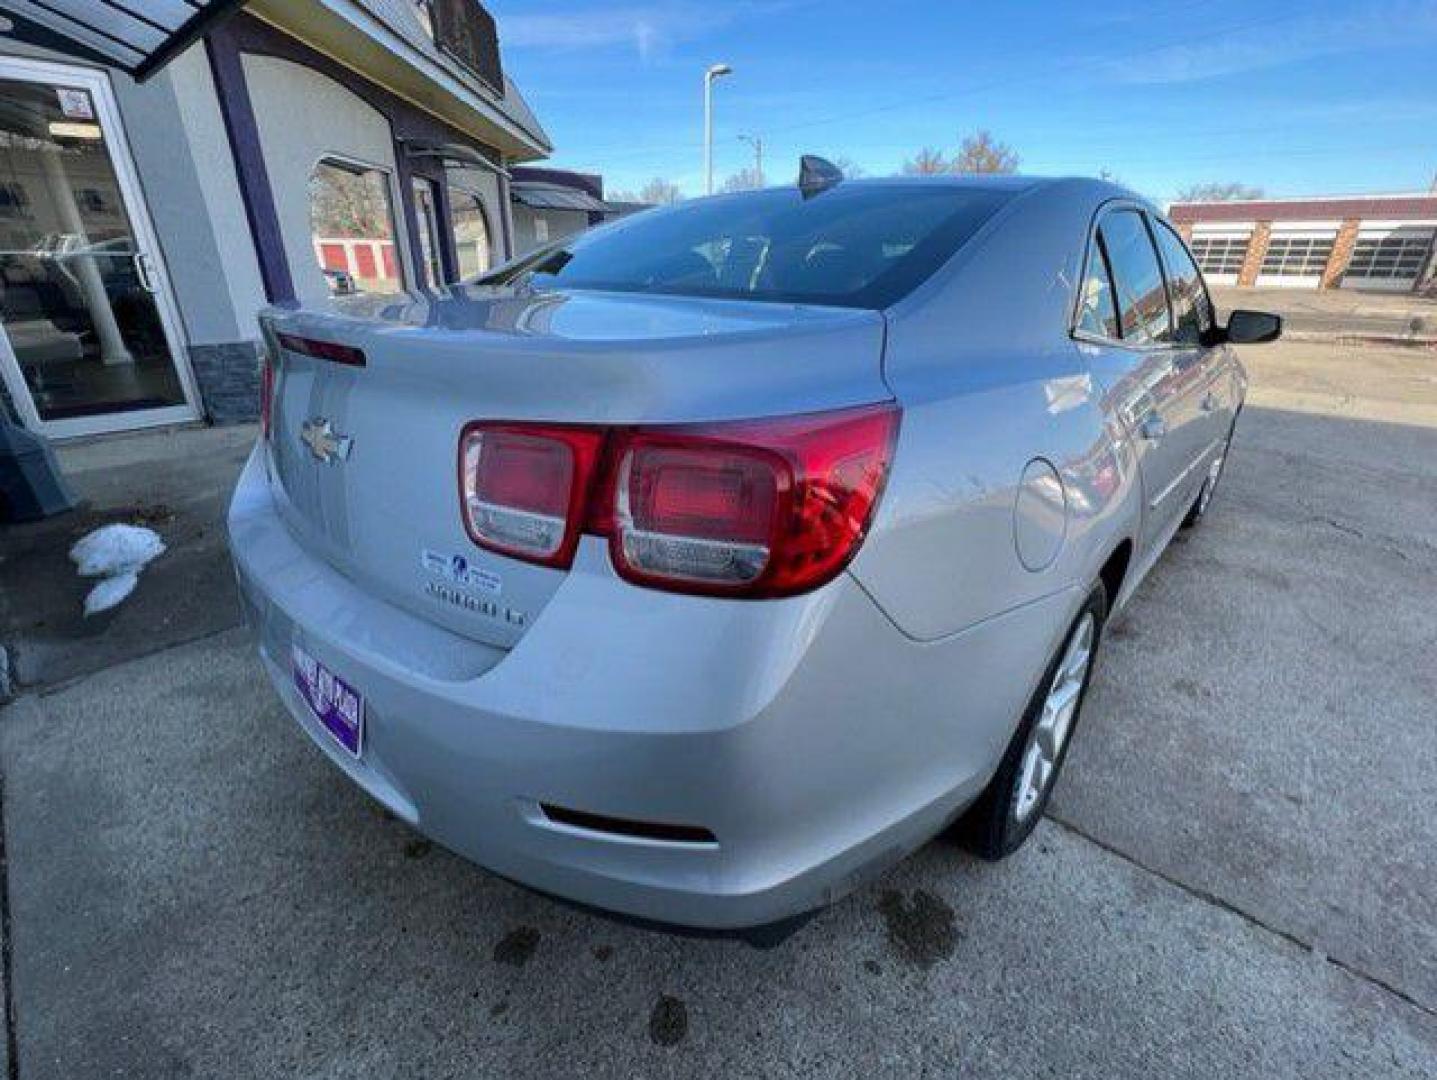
299,418 -> 352,464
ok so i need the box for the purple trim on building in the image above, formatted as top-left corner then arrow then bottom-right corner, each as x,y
204,23 -> 296,305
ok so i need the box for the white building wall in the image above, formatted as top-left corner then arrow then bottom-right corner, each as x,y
242,53 -> 411,308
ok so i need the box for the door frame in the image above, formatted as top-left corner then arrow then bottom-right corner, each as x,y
0,53 -> 202,439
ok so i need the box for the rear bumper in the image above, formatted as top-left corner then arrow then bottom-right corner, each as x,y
228,445 -> 1075,929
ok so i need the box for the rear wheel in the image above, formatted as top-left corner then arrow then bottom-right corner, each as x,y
958,584 -> 1106,859
1183,428 -> 1234,528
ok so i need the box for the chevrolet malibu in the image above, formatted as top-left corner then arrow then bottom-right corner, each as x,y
228,168 -> 1280,937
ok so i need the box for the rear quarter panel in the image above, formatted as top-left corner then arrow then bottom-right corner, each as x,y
850,181 -> 1142,642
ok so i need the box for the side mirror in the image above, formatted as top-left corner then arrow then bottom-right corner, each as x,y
1224,309 -> 1282,345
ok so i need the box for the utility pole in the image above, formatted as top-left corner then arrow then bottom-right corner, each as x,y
739,134 -> 764,187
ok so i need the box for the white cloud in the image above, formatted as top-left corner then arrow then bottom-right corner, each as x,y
500,3 -> 744,62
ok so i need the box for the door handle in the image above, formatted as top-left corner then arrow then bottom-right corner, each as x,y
1138,413 -> 1167,441
132,252 -> 158,294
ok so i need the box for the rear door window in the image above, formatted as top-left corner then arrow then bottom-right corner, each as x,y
1075,234 -> 1120,340
1152,219 -> 1214,345
1098,210 -> 1172,345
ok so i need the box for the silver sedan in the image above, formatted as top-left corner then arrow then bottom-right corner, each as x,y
228,167 -> 1280,939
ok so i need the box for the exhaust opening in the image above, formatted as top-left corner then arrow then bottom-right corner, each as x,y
540,803 -> 717,846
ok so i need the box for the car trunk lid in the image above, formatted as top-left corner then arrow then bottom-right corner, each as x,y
260,287 -> 889,650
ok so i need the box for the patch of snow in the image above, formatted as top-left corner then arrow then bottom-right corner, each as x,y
83,571 -> 139,617
70,524 -> 165,578
69,524 -> 165,617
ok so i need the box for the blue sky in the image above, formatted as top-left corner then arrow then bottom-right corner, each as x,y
486,0 -> 1437,203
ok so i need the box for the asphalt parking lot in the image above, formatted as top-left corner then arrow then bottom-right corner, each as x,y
2,338 -> 1435,1078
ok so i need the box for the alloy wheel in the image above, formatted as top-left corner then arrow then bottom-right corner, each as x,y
1013,612 -> 1095,824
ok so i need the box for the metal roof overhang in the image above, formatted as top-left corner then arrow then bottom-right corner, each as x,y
510,182 -> 610,214
0,0 -> 248,80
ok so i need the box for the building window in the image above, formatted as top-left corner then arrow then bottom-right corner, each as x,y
310,158 -> 404,295
1189,235 -> 1249,277
1260,234 -> 1334,278
1345,231 -> 1434,281
448,187 -> 492,279
411,177 -> 443,289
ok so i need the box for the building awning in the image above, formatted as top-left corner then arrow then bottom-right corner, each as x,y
510,182 -> 610,214
0,0 -> 247,80
402,139 -> 508,176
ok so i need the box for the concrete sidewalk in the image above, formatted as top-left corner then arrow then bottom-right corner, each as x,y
1212,285 -> 1437,342
3,629 -> 1432,1078
0,424 -> 254,694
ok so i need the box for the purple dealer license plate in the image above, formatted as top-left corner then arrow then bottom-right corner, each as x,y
291,643 -> 364,757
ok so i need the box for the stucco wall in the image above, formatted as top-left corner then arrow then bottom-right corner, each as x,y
511,205 -> 590,255
242,53 -> 411,308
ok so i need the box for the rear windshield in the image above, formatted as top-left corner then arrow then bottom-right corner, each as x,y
482,184 -> 1013,309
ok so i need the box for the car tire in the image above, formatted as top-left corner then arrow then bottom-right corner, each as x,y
1182,427 -> 1235,528
957,582 -> 1107,860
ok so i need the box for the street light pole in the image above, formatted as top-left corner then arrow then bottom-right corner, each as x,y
703,63 -> 732,196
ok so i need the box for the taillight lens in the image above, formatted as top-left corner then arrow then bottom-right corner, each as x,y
606,404 -> 899,597
454,404 -> 900,598
259,354 -> 275,440
458,423 -> 605,567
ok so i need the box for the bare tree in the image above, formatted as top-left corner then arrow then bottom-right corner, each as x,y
951,130 -> 1019,174
611,178 -> 684,206
902,148 -> 950,176
720,168 -> 764,193
830,156 -> 867,179
1175,181 -> 1265,203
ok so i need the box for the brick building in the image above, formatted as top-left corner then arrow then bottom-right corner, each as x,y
1168,192 -> 1437,293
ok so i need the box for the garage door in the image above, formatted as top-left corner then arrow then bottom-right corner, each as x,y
1255,225 -> 1339,288
1189,227 -> 1252,285
1340,225 -> 1435,292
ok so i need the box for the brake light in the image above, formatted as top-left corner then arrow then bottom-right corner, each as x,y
458,423 -> 606,567
455,404 -> 899,598
259,353 -> 275,440
605,405 -> 899,596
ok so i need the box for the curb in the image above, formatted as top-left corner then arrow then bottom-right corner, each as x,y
1283,331 -> 1437,349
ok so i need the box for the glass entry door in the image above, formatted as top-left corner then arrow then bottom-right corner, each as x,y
0,58 -> 197,436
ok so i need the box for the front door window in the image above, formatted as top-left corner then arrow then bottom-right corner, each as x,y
0,75 -> 188,426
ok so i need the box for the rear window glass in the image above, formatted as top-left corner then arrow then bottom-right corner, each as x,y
482,184 -> 1014,309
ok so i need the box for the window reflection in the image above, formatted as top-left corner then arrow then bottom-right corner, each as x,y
309,159 -> 403,295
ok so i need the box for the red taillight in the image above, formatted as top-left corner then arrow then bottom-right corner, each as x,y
605,405 -> 900,597
458,423 -> 606,567
457,404 -> 900,598
259,354 -> 275,440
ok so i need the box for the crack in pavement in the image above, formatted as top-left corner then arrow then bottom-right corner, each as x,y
1046,812 -> 1437,1022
